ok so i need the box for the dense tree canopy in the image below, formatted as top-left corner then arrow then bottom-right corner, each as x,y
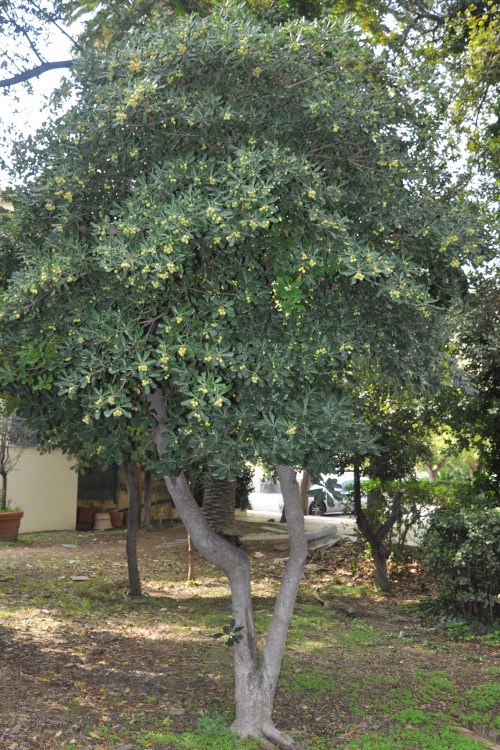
1,6 -> 480,473
457,271 -> 500,487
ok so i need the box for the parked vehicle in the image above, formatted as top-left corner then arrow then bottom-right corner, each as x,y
278,474 -> 357,516
307,476 -> 353,515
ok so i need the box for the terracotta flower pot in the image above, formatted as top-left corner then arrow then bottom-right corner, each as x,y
0,511 -> 24,542
109,510 -> 123,529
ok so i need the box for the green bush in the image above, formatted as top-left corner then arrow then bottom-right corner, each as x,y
422,503 -> 500,623
358,479 -> 467,562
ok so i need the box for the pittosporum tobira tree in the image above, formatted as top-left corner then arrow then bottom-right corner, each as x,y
0,5 -> 484,746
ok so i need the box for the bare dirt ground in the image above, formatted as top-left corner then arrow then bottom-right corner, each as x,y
0,522 -> 498,750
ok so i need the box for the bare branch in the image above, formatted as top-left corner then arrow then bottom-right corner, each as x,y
46,15 -> 84,54
3,6 -> 46,66
0,59 -> 73,89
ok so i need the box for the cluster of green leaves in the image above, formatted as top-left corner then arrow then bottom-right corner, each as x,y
0,5 -> 485,478
423,502 -> 500,622
211,617 -> 244,646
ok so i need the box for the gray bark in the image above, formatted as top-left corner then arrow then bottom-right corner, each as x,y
147,389 -> 306,749
1,470 -> 7,510
423,457 -> 449,482
299,470 -> 311,515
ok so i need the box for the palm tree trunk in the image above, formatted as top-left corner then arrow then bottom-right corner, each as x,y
202,473 -> 240,545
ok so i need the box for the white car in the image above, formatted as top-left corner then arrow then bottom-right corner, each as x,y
278,475 -> 356,516
307,476 -> 354,515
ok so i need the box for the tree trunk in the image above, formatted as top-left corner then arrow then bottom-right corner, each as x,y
187,534 -> 195,581
424,457 -> 448,482
299,470 -> 311,515
202,473 -> 240,545
1,470 -> 7,510
141,469 -> 153,529
282,469 -> 311,523
352,463 -> 401,594
148,389 -> 306,749
369,539 -> 390,593
125,459 -> 142,598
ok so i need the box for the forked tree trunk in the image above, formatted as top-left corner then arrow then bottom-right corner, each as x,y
281,470 -> 311,523
148,389 -> 306,749
352,464 -> 401,594
423,456 -> 449,482
125,459 -> 142,598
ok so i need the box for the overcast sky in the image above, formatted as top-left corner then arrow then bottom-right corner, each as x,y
0,20 -> 78,189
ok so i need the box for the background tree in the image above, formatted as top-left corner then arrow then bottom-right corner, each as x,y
456,270 -> 500,489
0,6 -> 487,746
0,402 -> 23,510
343,389 -> 430,590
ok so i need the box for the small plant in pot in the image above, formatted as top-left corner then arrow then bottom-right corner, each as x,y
0,402 -> 24,541
0,502 -> 24,541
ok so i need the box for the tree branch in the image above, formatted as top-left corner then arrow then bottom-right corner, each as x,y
262,465 -> 308,688
3,7 -> 46,65
352,463 -> 378,546
0,60 -> 73,89
377,490 -> 403,538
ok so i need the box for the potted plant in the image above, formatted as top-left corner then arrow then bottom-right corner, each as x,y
0,504 -> 24,541
0,402 -> 24,541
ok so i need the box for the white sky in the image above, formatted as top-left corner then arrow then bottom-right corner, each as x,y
0,21 -> 78,189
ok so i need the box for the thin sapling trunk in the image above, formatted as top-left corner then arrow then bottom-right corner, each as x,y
141,469 -> 153,529
125,459 -> 142,598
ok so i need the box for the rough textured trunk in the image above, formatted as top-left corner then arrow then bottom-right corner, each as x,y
141,469 -> 153,529
125,459 -> 142,598
202,473 -> 240,545
370,539 -> 390,593
148,389 -> 306,749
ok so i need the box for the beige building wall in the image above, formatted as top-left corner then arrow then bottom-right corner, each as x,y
8,446 -> 78,533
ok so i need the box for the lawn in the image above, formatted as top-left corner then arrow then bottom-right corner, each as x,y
0,521 -> 498,750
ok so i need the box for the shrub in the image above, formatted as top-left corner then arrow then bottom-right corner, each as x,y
358,479 -> 465,562
422,503 -> 500,623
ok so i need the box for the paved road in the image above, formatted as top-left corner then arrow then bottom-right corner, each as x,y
237,507 -> 357,538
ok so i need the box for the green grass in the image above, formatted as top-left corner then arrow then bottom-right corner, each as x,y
347,726 -> 488,750
139,732 -> 261,749
280,663 -> 336,695
138,714 -> 262,749
464,681 -> 500,711
413,669 -> 458,702
338,620 -> 379,647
